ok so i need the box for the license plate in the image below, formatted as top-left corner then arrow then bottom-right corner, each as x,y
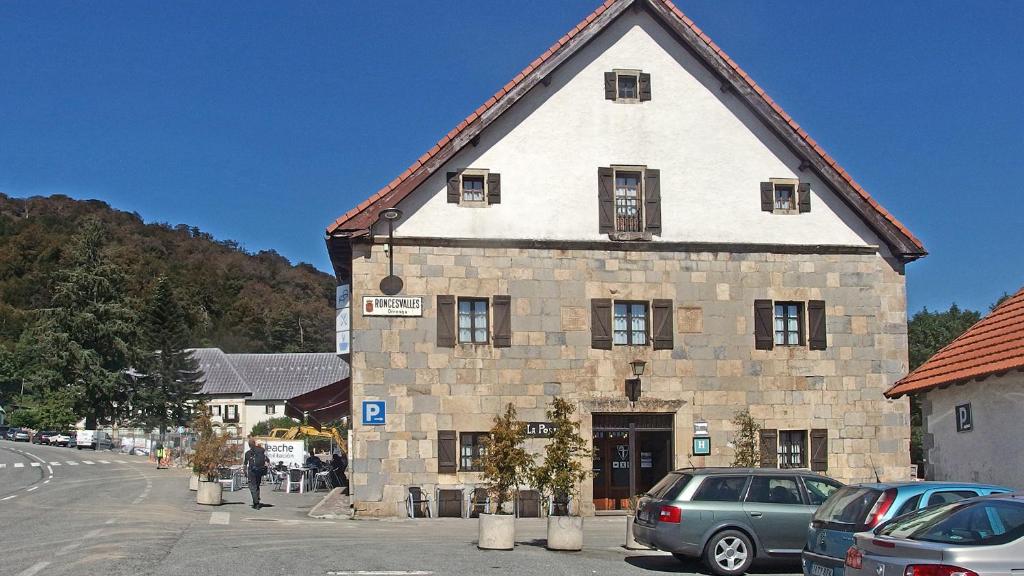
811,564 -> 833,576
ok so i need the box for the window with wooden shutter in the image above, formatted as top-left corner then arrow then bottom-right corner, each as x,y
438,430 -> 457,473
759,428 -> 778,468
487,172 -> 501,205
644,169 -> 661,235
760,182 -> 774,212
492,295 -> 511,348
604,72 -> 616,100
447,172 -> 461,204
798,182 -> 811,213
598,168 -> 614,234
436,295 -> 456,348
591,298 -> 612,350
807,300 -> 827,350
810,429 -> 828,472
754,299 -> 774,350
651,299 -> 673,350
639,72 -> 651,101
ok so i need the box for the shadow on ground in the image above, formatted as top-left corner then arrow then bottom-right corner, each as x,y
625,555 -> 801,575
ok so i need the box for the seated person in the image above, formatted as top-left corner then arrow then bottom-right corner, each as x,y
330,452 -> 348,488
305,454 -> 322,470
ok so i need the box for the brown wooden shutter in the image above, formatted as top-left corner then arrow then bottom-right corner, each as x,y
604,72 -> 616,100
798,182 -> 811,213
639,72 -> 651,101
754,299 -> 774,350
436,295 -> 456,348
598,167 -> 614,234
447,172 -> 461,203
760,182 -> 774,212
487,172 -> 501,205
492,295 -> 511,348
759,428 -> 778,468
808,300 -> 826,350
652,299 -> 673,350
438,430 -> 457,473
810,428 -> 828,472
591,298 -> 612,350
644,168 -> 661,235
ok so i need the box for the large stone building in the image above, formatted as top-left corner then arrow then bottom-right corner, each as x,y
325,0 -> 926,517
885,287 -> 1024,490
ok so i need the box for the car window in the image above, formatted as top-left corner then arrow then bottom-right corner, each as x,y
894,494 -> 922,517
804,478 -> 841,506
692,476 -> 749,502
813,486 -> 882,525
879,500 -> 1024,546
746,476 -> 802,505
647,473 -> 693,500
926,490 -> 978,507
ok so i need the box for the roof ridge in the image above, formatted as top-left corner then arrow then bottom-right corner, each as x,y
324,0 -> 924,258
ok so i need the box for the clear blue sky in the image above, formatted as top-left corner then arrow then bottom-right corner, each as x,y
2,1 -> 1021,313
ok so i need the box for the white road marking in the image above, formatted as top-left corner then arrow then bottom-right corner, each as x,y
82,460 -> 95,465
83,528 -> 102,539
327,572 -> 434,576
50,462 -> 61,466
114,460 -> 126,463
2,495 -> 16,501
14,463 -> 24,468
46,466 -> 52,474
105,518 -> 116,524
98,460 -> 110,464
15,561 -> 50,576
56,542 -> 81,555
30,462 -> 40,467
43,480 -> 50,484
210,511 -> 230,525
26,486 -> 37,492
0,463 -> 5,468
66,461 -> 79,466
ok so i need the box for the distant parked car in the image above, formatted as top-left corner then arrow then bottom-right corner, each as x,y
844,493 -> 1024,576
4,428 -> 16,440
75,429 -> 112,450
802,481 -> 1013,576
12,428 -> 29,442
32,430 -> 58,445
50,432 -> 72,447
66,431 -> 78,448
633,468 -> 844,576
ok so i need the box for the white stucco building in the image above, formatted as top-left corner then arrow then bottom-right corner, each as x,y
886,287 -> 1024,489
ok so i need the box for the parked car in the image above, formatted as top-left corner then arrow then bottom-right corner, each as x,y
75,429 -> 112,450
4,427 -> 17,440
50,432 -> 71,447
633,468 -> 844,576
802,481 -> 1013,576
12,428 -> 30,442
844,493 -> 1024,576
32,430 -> 58,445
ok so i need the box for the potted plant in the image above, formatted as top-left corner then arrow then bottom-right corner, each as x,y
189,410 -> 231,505
477,403 -> 531,550
532,397 -> 590,551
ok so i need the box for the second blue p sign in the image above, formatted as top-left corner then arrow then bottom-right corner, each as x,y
362,400 -> 386,426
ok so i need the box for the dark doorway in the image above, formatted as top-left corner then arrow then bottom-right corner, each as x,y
592,413 -> 673,512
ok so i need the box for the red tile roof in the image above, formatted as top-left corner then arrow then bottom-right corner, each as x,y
886,287 -> 1024,398
326,0 -> 924,257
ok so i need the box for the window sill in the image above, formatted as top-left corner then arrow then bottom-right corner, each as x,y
607,231 -> 653,241
772,208 -> 800,215
458,200 -> 490,208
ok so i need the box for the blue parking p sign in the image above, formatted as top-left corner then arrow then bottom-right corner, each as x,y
362,400 -> 386,425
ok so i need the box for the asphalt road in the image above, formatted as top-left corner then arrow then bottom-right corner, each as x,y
0,441 -> 801,576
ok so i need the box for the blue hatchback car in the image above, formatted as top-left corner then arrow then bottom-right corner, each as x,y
801,481 -> 1012,576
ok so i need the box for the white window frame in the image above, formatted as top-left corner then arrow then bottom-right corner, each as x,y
778,430 -> 808,468
611,165 -> 646,234
613,69 -> 641,103
265,404 -> 277,415
770,178 -> 800,215
458,169 -> 490,207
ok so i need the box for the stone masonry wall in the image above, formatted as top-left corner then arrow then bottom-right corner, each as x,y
347,243 -> 911,516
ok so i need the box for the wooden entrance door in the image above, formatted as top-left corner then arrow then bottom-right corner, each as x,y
592,430 -> 631,511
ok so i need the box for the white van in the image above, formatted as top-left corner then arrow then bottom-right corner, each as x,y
76,430 -> 112,450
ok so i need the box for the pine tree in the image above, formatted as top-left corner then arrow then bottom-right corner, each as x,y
135,276 -> 204,433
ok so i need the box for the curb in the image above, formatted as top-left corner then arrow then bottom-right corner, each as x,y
308,487 -> 352,520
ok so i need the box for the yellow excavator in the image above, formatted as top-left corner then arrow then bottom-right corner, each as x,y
253,426 -> 345,453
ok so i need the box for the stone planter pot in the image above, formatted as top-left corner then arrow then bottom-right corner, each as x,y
546,515 -> 583,551
624,515 -> 651,550
478,513 -> 515,550
197,480 -> 223,506
189,473 -> 199,492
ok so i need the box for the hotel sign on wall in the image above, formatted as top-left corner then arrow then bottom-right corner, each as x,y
362,296 -> 423,317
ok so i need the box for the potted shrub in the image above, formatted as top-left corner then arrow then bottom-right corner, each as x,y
477,403 -> 531,550
189,410 -> 231,505
532,397 -> 590,551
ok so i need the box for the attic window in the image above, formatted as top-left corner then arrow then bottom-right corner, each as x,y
446,170 -> 501,207
605,70 -> 651,102
761,179 -> 811,214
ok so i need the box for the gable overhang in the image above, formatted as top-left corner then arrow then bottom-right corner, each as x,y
326,0 -> 926,263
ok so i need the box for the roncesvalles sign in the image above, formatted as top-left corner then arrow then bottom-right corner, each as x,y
362,296 -> 423,317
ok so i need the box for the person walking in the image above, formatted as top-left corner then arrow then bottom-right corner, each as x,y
155,441 -> 164,470
243,437 -> 268,510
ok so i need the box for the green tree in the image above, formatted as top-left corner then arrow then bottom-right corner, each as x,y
531,397 -> 591,516
133,276 -> 204,432
480,403 -> 531,514
731,409 -> 761,467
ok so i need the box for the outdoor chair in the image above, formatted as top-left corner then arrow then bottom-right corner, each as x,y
516,489 -> 542,518
435,488 -> 464,518
285,467 -> 305,493
270,468 -> 287,491
406,486 -> 432,518
312,470 -> 332,492
216,466 -> 240,492
468,487 -> 490,518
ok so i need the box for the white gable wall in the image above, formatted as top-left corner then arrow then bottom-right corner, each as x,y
388,10 -> 883,248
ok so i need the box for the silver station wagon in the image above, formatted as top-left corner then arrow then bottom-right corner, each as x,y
633,467 -> 843,576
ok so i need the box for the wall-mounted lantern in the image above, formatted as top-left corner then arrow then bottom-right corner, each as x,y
377,208 -> 403,295
625,359 -> 646,405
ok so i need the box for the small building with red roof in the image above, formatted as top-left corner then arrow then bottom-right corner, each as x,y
886,288 -> 1024,488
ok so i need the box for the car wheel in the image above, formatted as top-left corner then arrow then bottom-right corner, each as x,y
703,530 -> 754,576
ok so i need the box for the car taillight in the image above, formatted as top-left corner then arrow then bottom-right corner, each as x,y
845,547 -> 863,569
658,505 -> 681,523
864,488 -> 897,528
904,566 -> 979,576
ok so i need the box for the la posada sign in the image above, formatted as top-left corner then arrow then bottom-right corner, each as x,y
362,296 -> 423,317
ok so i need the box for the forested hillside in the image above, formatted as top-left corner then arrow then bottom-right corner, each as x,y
0,193 -> 334,353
